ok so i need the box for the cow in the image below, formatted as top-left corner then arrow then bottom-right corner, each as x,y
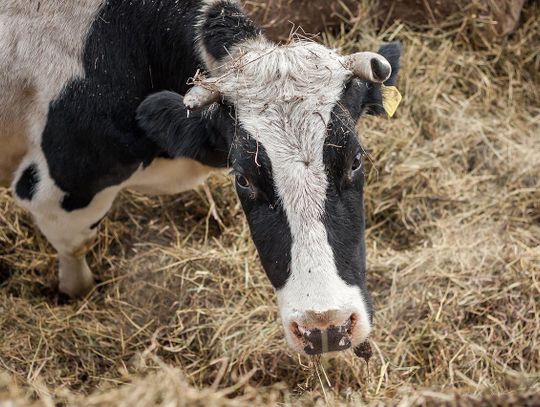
0,0 -> 401,355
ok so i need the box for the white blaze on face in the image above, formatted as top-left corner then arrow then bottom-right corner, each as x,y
215,40 -> 372,350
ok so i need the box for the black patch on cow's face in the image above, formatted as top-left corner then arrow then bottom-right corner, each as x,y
230,133 -> 292,289
201,1 -> 262,61
317,43 -> 402,305
15,164 -> 40,201
321,90 -> 376,321
323,103 -> 366,288
319,43 -> 401,305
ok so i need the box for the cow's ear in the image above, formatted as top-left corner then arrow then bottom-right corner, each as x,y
341,42 -> 402,120
136,91 -> 234,167
362,41 -> 402,116
377,42 -> 401,86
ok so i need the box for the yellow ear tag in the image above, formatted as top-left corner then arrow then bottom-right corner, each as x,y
381,85 -> 402,118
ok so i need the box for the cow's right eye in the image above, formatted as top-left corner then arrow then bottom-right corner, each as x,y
236,174 -> 251,190
351,153 -> 362,172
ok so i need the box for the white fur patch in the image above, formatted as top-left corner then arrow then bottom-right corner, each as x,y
0,0 -> 104,185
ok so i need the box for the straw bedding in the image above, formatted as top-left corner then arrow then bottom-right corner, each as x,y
0,1 -> 539,406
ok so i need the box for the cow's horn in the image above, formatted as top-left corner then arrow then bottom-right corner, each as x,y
344,52 -> 392,83
183,85 -> 221,110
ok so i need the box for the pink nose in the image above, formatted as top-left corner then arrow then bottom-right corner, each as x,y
289,311 -> 357,354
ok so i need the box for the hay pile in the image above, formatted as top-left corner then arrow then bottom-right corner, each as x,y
0,2 -> 539,406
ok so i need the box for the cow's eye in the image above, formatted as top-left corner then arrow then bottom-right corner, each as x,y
236,174 -> 251,190
351,153 -> 362,172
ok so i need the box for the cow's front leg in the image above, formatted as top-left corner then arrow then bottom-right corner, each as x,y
56,237 -> 96,298
27,208 -> 101,298
30,202 -> 114,298
13,157 -> 119,297
26,196 -> 116,298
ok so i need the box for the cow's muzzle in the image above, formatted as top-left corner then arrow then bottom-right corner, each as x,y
290,313 -> 357,355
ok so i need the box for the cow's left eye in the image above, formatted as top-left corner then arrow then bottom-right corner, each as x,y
351,153 -> 362,172
236,174 -> 250,189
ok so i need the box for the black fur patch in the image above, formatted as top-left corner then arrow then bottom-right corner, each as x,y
15,164 -> 40,201
323,104 -> 365,288
41,0 -> 206,212
231,134 -> 292,289
201,0 -> 261,61
378,41 -> 401,87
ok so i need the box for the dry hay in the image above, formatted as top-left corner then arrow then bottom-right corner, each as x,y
0,2 -> 539,406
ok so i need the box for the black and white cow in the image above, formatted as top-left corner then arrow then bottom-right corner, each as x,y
0,0 -> 400,355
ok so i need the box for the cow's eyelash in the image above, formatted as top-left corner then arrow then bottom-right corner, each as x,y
229,167 -> 246,178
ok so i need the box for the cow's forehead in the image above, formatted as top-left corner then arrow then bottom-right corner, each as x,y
222,40 -> 353,222
218,40 -> 351,112
219,40 -> 352,156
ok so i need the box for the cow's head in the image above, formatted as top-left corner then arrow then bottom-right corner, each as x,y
137,39 -> 401,355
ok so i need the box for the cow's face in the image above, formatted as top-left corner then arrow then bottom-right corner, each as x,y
229,95 -> 371,355
215,41 -> 391,355
137,39 -> 400,355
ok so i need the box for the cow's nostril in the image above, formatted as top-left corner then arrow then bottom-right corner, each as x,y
291,322 -> 303,340
347,313 -> 357,336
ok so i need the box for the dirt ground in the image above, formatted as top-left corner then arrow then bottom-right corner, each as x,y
245,0 -> 526,41
0,2 -> 539,406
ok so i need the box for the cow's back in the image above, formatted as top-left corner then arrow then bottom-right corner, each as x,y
1,0 -> 203,190
0,0 -> 103,184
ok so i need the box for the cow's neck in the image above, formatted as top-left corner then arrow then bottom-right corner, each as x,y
137,1 -> 201,95
145,0 -> 269,95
